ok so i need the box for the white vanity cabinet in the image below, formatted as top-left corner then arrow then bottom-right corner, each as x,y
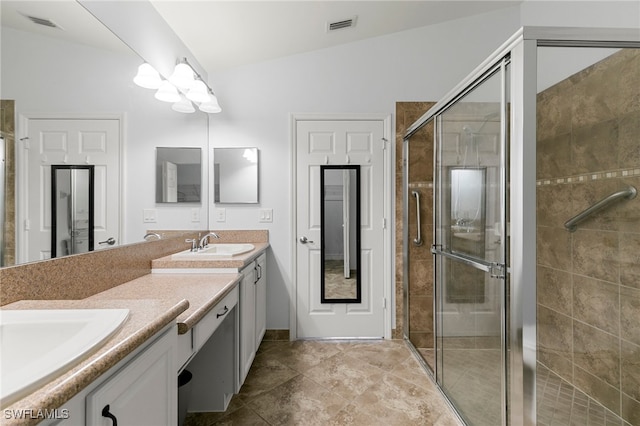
83,326 -> 177,425
239,253 -> 267,387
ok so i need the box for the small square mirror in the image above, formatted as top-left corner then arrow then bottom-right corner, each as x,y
214,147 -> 259,204
155,147 -> 202,203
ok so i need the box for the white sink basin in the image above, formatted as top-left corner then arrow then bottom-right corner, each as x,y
171,243 -> 255,260
0,308 -> 129,406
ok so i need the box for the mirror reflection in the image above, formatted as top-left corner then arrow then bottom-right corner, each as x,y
321,165 -> 361,303
51,165 -> 94,258
449,167 -> 486,256
0,1 -> 210,266
214,148 -> 259,204
156,147 -> 202,203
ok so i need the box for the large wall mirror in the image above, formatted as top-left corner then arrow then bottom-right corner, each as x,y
320,165 -> 361,304
51,165 -> 95,258
156,147 -> 202,203
214,148 -> 259,204
0,1 -> 209,266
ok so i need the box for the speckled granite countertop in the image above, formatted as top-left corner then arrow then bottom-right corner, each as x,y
87,273 -> 242,334
151,242 -> 269,271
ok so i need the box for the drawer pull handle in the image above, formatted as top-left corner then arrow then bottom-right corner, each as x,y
216,305 -> 229,318
102,405 -> 118,426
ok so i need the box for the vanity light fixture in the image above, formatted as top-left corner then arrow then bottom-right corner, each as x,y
186,80 -> 211,103
171,95 -> 196,113
198,91 -> 222,113
134,57 -> 222,114
168,60 -> 195,89
154,80 -> 181,103
133,63 -> 162,89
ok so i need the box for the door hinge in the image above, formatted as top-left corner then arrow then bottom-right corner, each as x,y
382,297 -> 387,309
382,218 -> 387,229
20,137 -> 30,149
381,138 -> 388,150
24,219 -> 30,231
490,262 -> 506,279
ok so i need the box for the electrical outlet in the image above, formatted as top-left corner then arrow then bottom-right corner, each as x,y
143,209 -> 157,223
215,208 -> 226,222
259,208 -> 273,223
191,208 -> 200,223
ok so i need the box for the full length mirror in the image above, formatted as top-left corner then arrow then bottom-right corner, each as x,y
321,165 -> 361,303
51,165 -> 95,258
0,1 -> 209,266
214,148 -> 259,204
449,167 -> 486,257
156,148 -> 202,203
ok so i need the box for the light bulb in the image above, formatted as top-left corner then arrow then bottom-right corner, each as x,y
172,96 -> 196,113
154,81 -> 181,103
199,94 -> 222,113
133,63 -> 162,89
186,80 -> 211,103
168,62 -> 195,90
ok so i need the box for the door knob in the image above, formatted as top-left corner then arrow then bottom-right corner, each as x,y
99,237 -> 116,246
299,236 -> 314,244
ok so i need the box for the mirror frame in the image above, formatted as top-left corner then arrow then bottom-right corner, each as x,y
51,165 -> 95,258
320,165 -> 361,304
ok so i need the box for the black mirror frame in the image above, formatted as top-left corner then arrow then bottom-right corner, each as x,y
51,165 -> 95,258
320,164 -> 361,304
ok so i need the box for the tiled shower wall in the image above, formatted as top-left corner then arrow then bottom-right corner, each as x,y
394,102 -> 435,344
536,48 -> 640,424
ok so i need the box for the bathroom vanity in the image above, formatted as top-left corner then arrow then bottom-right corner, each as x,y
0,234 -> 269,425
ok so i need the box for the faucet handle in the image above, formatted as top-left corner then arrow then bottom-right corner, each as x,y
185,239 -> 198,252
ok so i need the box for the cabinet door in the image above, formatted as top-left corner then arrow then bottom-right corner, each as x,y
239,265 -> 256,386
86,329 -> 176,425
255,253 -> 267,349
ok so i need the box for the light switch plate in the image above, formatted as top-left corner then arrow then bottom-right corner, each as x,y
143,209 -> 157,223
259,208 -> 273,223
191,208 -> 200,223
215,208 -> 226,222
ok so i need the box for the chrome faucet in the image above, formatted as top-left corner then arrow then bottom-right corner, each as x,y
199,232 -> 220,249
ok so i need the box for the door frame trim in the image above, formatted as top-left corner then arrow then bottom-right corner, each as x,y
289,113 -> 393,340
17,112 -> 125,263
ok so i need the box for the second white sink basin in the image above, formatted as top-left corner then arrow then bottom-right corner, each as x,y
171,243 -> 255,260
0,308 -> 129,406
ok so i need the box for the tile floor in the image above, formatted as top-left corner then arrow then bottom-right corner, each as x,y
184,339 -> 461,426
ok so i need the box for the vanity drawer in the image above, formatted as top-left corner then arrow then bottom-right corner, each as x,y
193,287 -> 238,352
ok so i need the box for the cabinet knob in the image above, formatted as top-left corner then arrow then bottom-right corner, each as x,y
102,405 -> 118,426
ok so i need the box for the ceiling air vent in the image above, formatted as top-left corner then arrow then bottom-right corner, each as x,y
23,14 -> 63,30
327,16 -> 357,32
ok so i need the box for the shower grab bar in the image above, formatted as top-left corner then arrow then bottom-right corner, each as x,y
412,190 -> 423,246
564,185 -> 637,232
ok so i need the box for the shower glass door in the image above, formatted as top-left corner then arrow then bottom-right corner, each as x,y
433,60 -> 509,426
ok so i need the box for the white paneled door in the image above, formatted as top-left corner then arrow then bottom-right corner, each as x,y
21,118 -> 121,262
295,118 -> 387,338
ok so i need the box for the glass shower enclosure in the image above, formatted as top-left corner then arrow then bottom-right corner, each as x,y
403,27 -> 640,425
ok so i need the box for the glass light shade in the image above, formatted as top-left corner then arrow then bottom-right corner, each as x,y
133,63 -> 162,89
171,96 -> 196,113
168,63 -> 195,89
186,80 -> 211,103
154,81 -> 181,103
199,95 -> 222,113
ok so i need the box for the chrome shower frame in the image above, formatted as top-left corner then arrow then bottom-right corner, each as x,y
402,26 -> 640,425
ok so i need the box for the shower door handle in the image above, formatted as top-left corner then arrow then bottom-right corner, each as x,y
412,191 -> 423,246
